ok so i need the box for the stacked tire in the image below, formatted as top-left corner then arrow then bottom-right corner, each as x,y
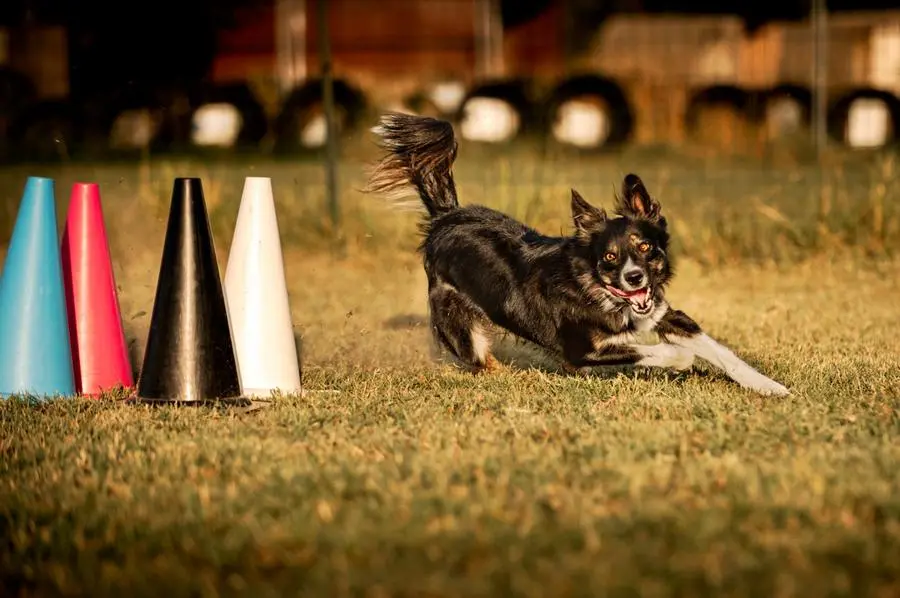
6,67 -> 900,162
685,82 -> 900,149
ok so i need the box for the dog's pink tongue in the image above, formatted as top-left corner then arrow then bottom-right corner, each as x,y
628,288 -> 647,300
606,285 -> 649,302
628,288 -> 649,306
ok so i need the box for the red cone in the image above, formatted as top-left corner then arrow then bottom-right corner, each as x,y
60,182 -> 134,396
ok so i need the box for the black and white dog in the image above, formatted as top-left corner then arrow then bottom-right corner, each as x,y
366,112 -> 789,396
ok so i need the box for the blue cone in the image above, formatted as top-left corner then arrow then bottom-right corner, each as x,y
0,177 -> 76,399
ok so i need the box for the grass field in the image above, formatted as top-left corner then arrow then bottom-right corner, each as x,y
1,140 -> 900,596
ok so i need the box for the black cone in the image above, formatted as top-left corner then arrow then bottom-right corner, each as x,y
136,178 -> 246,405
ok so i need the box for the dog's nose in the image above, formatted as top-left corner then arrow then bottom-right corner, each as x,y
624,270 -> 645,287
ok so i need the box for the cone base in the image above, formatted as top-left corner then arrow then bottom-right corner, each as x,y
243,386 -> 303,399
0,391 -> 74,401
128,394 -> 253,408
79,384 -> 135,398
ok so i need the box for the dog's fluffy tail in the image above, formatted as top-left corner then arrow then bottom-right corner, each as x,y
365,112 -> 459,218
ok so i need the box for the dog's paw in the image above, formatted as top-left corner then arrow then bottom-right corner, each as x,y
478,354 -> 503,374
559,361 -> 583,376
736,371 -> 790,397
758,379 -> 791,397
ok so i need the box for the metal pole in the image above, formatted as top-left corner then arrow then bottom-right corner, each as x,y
488,0 -> 504,77
474,0 -> 504,78
276,0 -> 308,94
316,0 -> 340,234
474,0 -> 488,78
812,0 -> 828,158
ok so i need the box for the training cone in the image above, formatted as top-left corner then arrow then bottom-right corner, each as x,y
224,177 -> 302,398
0,177 -> 76,399
135,178 -> 246,405
60,183 -> 134,396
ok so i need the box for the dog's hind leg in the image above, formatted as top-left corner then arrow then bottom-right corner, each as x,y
428,281 -> 499,373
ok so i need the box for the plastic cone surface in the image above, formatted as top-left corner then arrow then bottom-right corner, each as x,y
224,177 -> 301,398
60,183 -> 134,396
136,178 -> 245,405
0,177 -> 76,399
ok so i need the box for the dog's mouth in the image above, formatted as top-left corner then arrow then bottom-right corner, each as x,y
604,285 -> 654,314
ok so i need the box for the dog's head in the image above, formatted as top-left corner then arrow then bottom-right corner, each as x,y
570,174 -> 671,317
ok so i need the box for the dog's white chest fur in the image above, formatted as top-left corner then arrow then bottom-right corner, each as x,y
627,299 -> 669,333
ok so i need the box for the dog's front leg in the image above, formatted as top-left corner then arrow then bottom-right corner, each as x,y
565,333 -> 695,371
656,309 -> 790,397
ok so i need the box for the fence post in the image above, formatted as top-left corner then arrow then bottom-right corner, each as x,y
316,0 -> 341,238
812,0 -> 829,158
275,0 -> 307,94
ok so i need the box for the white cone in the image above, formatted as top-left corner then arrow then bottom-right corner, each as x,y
224,176 -> 302,398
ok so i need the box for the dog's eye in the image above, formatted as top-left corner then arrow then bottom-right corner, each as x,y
638,242 -> 652,253
603,252 -> 617,262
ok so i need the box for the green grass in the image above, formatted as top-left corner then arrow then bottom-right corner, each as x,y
1,144 -> 900,596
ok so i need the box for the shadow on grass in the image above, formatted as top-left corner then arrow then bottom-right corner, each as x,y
383,313 -> 428,330
383,313 -> 717,385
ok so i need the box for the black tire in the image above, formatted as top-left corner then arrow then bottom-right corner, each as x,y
272,79 -> 367,153
80,84 -> 190,156
761,84 -> 812,125
684,84 -> 761,134
826,87 -> 900,147
181,82 -> 269,150
453,79 -> 537,143
541,74 -> 634,150
402,89 -> 449,119
754,83 -> 813,141
7,99 -> 81,162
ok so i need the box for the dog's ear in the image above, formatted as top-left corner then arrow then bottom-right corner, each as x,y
571,188 -> 606,236
616,173 -> 661,221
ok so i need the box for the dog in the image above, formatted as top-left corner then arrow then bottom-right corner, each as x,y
365,112 -> 790,397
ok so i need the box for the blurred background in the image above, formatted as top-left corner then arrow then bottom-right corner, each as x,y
1,0 -> 899,267
4,0 -> 900,159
